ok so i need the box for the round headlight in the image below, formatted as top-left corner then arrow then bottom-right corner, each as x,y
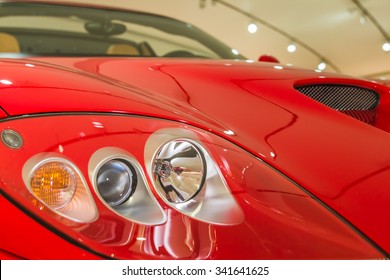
96,160 -> 136,207
153,140 -> 206,203
30,161 -> 77,209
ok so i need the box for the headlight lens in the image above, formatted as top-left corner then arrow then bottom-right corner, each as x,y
30,161 -> 77,209
97,160 -> 136,207
153,140 -> 206,203
145,128 -> 244,225
22,155 -> 98,223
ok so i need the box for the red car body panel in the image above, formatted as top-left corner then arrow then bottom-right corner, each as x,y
1,57 -> 389,259
0,195 -> 103,259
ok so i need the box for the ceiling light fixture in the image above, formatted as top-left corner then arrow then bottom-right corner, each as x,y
317,61 -> 327,71
247,22 -> 258,34
382,42 -> 390,52
287,43 -> 297,53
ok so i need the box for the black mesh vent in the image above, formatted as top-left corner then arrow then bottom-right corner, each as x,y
294,85 -> 379,111
340,110 -> 377,125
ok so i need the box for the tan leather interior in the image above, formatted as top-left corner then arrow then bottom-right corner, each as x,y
0,32 -> 20,53
106,44 -> 140,56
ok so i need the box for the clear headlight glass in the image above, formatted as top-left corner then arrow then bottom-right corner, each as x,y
153,140 -> 206,203
96,159 -> 136,207
145,128 -> 245,225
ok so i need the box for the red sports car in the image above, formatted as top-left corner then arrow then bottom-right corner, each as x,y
0,0 -> 389,260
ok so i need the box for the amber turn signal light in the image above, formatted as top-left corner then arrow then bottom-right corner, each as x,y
30,162 -> 77,209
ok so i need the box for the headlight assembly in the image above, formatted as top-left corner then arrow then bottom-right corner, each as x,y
145,128 -> 245,226
88,147 -> 166,226
1,114 -> 384,259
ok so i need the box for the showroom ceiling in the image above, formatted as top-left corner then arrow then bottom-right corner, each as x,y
75,0 -> 389,80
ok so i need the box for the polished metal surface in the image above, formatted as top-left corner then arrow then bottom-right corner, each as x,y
153,140 -> 206,203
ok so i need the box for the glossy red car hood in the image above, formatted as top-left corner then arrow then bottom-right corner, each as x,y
1,57 -> 389,252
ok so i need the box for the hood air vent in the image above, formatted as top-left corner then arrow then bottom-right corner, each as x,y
295,84 -> 379,124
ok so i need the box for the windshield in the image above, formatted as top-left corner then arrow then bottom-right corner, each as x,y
0,2 -> 245,59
